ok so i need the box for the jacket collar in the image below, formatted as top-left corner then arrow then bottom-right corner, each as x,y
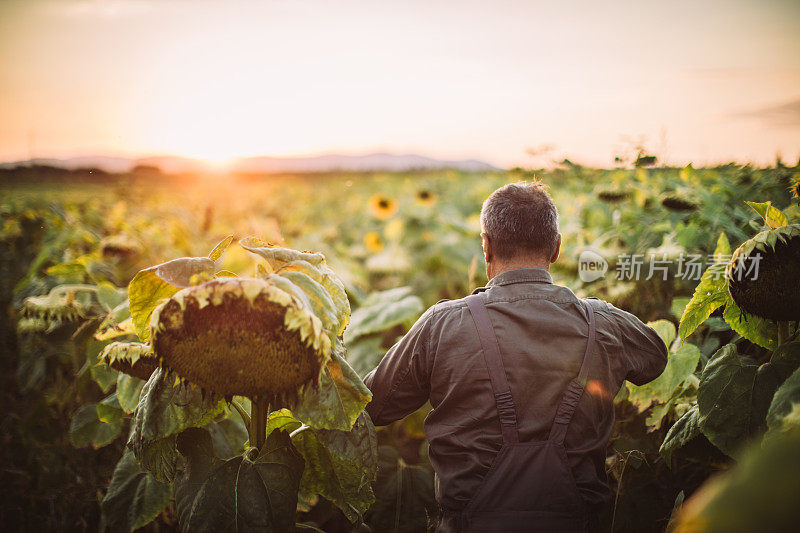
479,267 -> 553,291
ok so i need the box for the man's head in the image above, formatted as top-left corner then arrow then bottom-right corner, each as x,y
480,180 -> 561,279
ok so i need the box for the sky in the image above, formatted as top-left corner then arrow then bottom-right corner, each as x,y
0,0 -> 798,168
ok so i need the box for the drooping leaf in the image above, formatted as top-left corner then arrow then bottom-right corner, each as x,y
208,235 -> 234,262
128,368 -> 225,482
627,341 -> 700,412
101,449 -> 172,533
745,201 -> 788,230
678,233 -> 730,340
289,343 -> 371,431
174,428 -> 304,533
128,257 -> 215,341
367,445 -> 438,533
269,410 -> 379,523
69,403 -> 123,449
722,298 -> 778,350
240,238 -> 351,335
343,287 -> 424,343
660,405 -> 701,464
697,344 -> 758,457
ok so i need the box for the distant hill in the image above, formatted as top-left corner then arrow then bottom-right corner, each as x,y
1,153 -> 501,174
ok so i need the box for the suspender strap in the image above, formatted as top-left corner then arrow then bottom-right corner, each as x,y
465,294 -> 519,444
549,300 -> 597,444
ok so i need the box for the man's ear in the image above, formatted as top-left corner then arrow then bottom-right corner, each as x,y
549,233 -> 561,264
482,234 -> 493,265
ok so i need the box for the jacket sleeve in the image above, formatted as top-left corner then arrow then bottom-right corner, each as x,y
363,307 -> 434,426
606,303 -> 669,385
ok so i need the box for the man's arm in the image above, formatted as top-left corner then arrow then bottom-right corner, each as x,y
604,303 -> 669,385
363,307 -> 435,426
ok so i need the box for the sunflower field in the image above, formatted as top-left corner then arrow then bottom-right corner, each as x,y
1,161 -> 799,532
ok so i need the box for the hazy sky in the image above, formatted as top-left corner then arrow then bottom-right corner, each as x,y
1,0 -> 798,167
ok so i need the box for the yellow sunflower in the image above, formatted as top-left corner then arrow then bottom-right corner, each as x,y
364,231 -> 385,253
415,189 -> 437,207
789,176 -> 800,203
368,194 -> 398,220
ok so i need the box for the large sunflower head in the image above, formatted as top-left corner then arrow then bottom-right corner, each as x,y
150,277 -> 331,401
725,224 -> 800,322
368,194 -> 398,220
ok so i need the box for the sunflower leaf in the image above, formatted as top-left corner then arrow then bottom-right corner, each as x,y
101,449 -> 172,533
174,428 -> 304,533
128,257 -> 215,342
678,232 -> 731,339
290,343 -> 371,431
746,201 -> 788,229
129,368 -> 225,482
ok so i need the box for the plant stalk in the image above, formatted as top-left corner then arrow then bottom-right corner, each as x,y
771,321 -> 790,362
250,396 -> 269,450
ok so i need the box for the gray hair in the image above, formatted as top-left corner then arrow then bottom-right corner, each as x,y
480,181 -> 559,260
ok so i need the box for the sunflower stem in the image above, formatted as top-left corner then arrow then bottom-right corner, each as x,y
251,396 -> 269,450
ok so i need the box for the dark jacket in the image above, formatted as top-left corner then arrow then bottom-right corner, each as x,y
364,268 -> 668,514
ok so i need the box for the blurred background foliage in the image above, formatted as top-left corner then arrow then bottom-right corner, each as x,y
1,160 -> 799,531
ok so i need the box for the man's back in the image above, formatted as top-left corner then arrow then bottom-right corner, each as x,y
364,267 -> 668,518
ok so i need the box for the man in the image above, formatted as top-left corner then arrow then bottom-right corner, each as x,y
364,181 -> 667,532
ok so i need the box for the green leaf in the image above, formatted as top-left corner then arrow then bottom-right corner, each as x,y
128,257 -> 215,342
208,235 -> 234,261
752,341 -> 800,436
87,339 -> 119,392
69,403 -> 123,449
672,428 -> 800,533
174,428 -> 304,533
97,393 -> 125,424
117,373 -> 146,413
128,368 -> 225,482
269,410 -> 379,523
767,365 -> 800,438
647,319 -> 677,349
745,201 -> 788,229
206,415 -> 249,460
344,287 -> 424,343
95,300 -> 134,341
722,299 -> 778,350
678,233 -> 730,340
345,334 -> 385,378
96,282 -> 128,312
660,405 -> 701,464
628,341 -> 700,412
367,445 -> 438,532
289,343 -> 372,431
101,449 -> 172,533
697,344 -> 758,457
